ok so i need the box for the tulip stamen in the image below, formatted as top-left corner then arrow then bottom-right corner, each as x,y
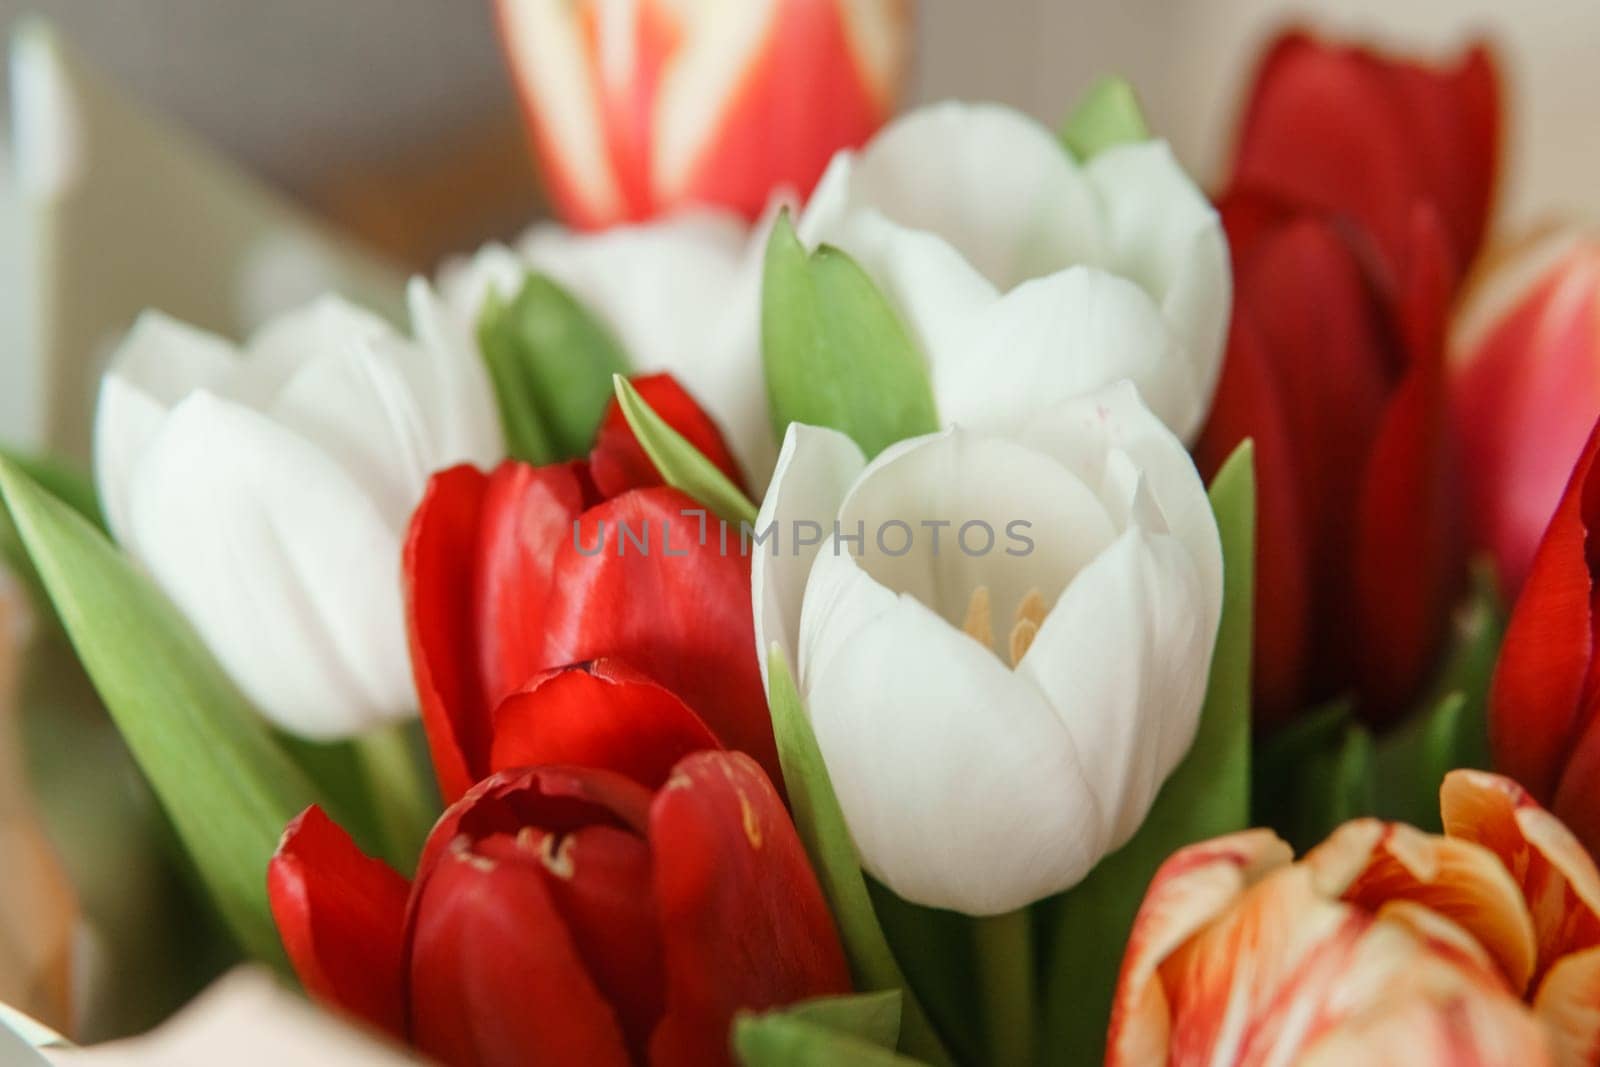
962,586 -> 994,650
1008,589 -> 1047,665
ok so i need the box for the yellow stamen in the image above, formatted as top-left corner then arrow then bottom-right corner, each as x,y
961,585 -> 994,649
1009,617 -> 1040,666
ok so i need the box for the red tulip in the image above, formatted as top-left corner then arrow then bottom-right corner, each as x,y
269,749 -> 851,1067
1229,30 -> 1500,291
495,0 -> 911,229
1195,192 -> 1465,725
1490,417 -> 1600,857
1454,233 -> 1600,596
405,373 -> 776,803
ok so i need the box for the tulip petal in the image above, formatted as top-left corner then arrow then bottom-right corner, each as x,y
407,835 -> 631,1067
1295,986 -> 1553,1067
267,807 -> 410,1040
1019,527 -> 1211,850
124,391 -> 412,737
1305,820 -> 1538,994
1441,771 -> 1600,981
403,464 -> 492,802
1490,417 -> 1600,811
94,311 -> 238,543
403,278 -> 507,467
648,751 -> 851,1067
537,486 -> 779,785
489,659 -> 721,789
1084,140 -> 1232,440
798,547 -> 1103,914
750,423 -> 866,690
590,373 -> 746,499
1532,944 -> 1600,1067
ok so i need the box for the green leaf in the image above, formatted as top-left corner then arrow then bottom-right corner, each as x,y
614,375 -> 758,526
0,448 -> 104,598
773,991 -> 903,1050
735,1014 -> 929,1067
767,649 -> 953,1066
478,273 -> 630,464
761,212 -> 939,458
1039,440 -> 1255,1067
1059,76 -> 1150,160
0,458 -> 326,966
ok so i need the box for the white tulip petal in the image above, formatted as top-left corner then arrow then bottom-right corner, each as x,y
927,267 -> 1192,440
1013,383 -> 1223,629
232,296 -> 392,406
831,428 -> 1120,644
434,241 -> 529,331
1086,141 -> 1232,440
751,423 -> 866,689
799,548 -> 1105,914
94,312 -> 237,543
403,278 -> 505,469
1017,526 -> 1212,850
125,391 -> 413,738
804,102 -> 1104,291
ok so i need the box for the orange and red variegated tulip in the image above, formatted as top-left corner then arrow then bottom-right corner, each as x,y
404,372 -> 778,804
496,0 -> 911,229
1488,417 -> 1600,856
1107,770 -> 1600,1067
269,752 -> 850,1067
1229,30 -> 1500,290
1197,28 -> 1504,725
1454,232 -> 1600,597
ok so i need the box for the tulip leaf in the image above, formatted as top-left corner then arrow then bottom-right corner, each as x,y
478,273 -> 630,464
762,211 -> 939,459
767,648 -> 954,1066
0,457 -> 327,968
768,991 -> 904,1050
1059,76 -> 1150,160
865,882 -> 984,1067
1039,440 -> 1254,1067
735,1012 -> 929,1067
0,448 -> 104,599
613,375 -> 758,526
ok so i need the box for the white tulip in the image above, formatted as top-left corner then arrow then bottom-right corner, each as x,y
432,210 -> 775,485
796,101 -> 1232,444
94,292 -> 502,739
752,383 -> 1223,914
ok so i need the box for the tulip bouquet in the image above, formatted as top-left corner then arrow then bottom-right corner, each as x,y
6,3 -> 1600,1067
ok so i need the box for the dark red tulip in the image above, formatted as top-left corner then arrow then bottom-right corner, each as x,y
1228,30 -> 1500,292
1489,418 -> 1600,856
405,373 -> 776,802
1195,195 -> 1465,725
269,750 -> 851,1067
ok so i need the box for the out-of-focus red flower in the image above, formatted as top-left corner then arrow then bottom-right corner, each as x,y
1489,416 -> 1600,856
405,372 -> 776,803
1454,233 -> 1600,596
1195,196 -> 1465,724
269,750 -> 850,1067
1198,30 -> 1503,725
495,0 -> 911,229
1108,770 -> 1600,1067
1229,30 -> 1499,290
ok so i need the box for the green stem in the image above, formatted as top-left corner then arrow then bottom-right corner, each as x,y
354,723 -> 437,870
975,907 -> 1036,1067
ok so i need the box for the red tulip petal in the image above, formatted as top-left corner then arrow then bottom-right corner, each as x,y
1194,313 -> 1312,723
489,659 -> 722,789
407,834 -> 632,1067
1454,241 -> 1600,596
589,373 -> 747,500
485,824 -> 665,1056
1489,420 -> 1600,802
647,751 -> 851,1067
536,486 -> 780,785
414,765 -> 655,896
1230,30 -> 1500,286
405,464 -> 493,805
266,806 -> 410,1040
1354,208 -> 1465,720
669,0 -> 894,218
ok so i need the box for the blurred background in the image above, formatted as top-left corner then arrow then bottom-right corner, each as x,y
0,0 -> 1596,1046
